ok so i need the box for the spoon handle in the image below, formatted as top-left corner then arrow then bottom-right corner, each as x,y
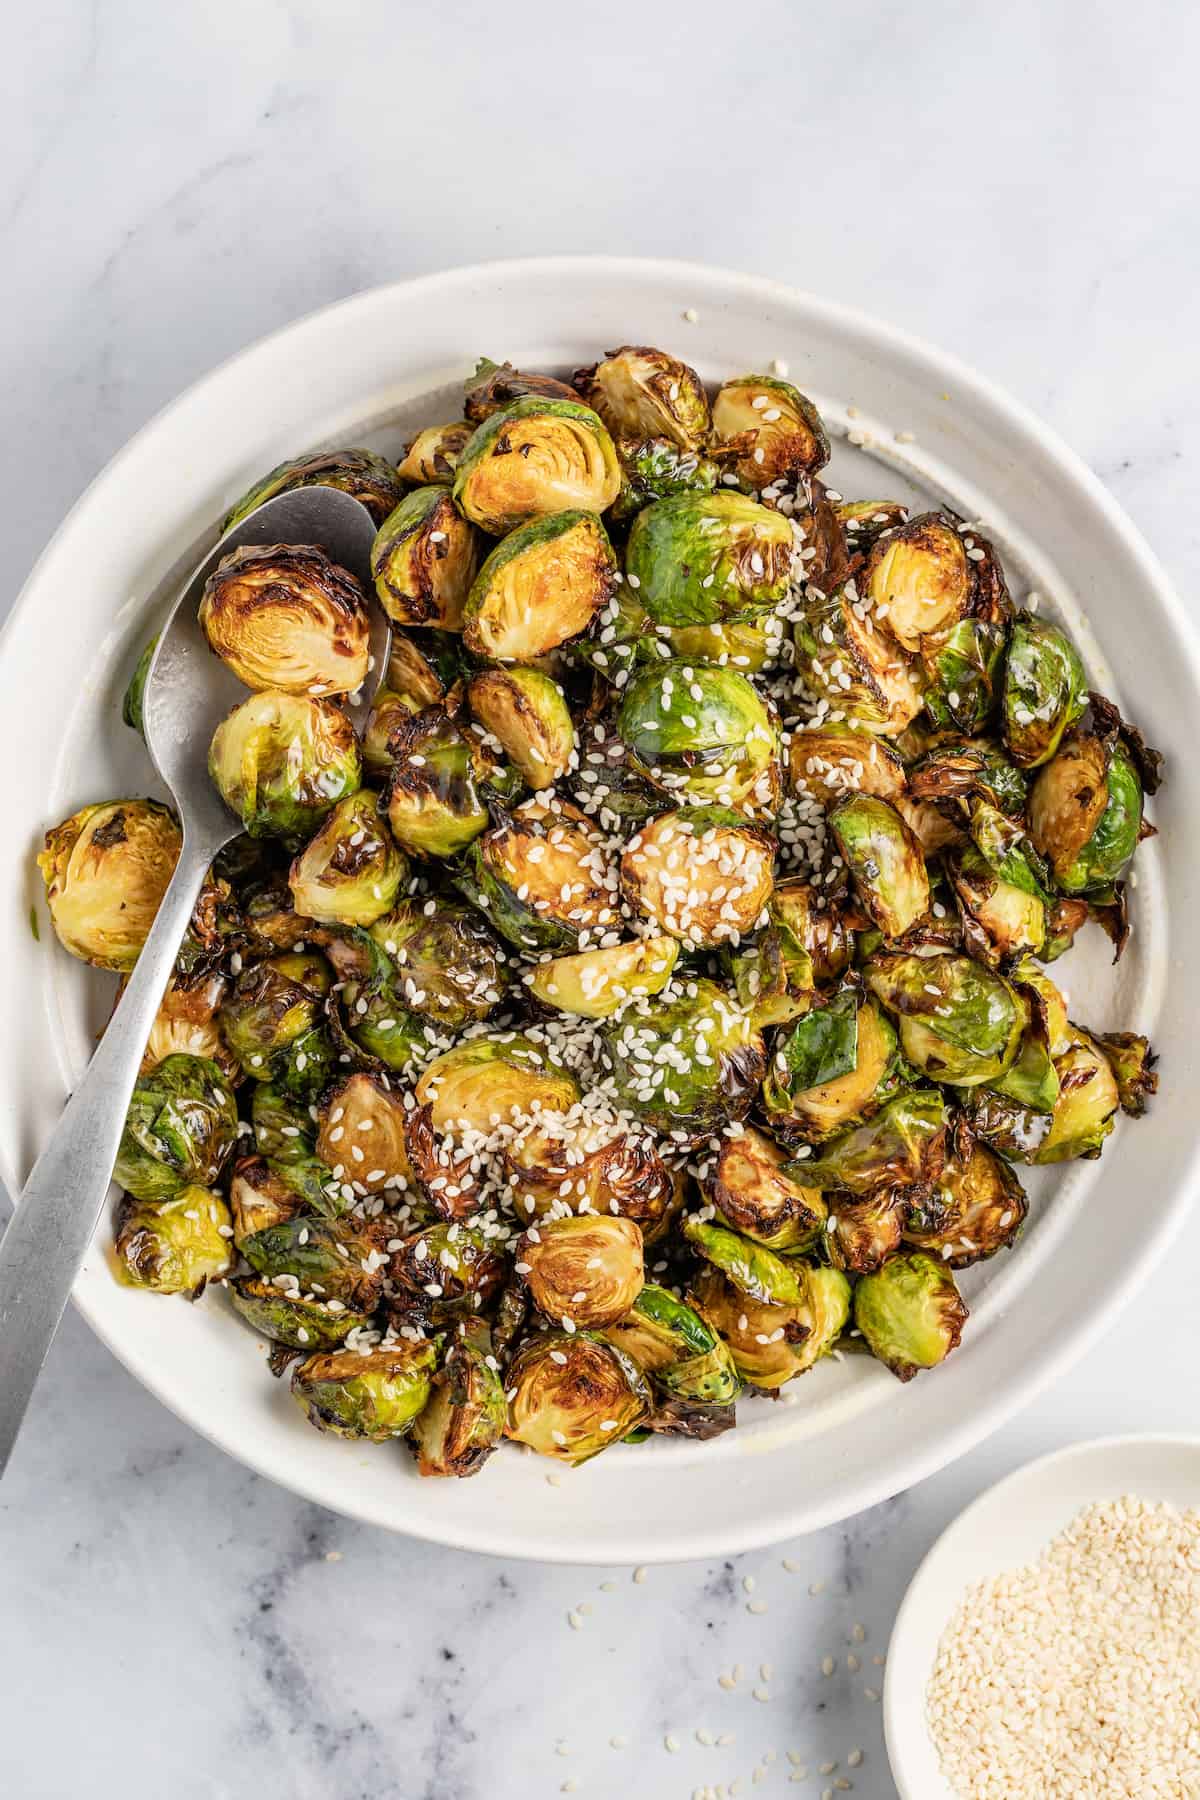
0,831 -> 217,1476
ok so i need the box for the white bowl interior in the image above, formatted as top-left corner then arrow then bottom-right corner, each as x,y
4,260 -> 1197,1561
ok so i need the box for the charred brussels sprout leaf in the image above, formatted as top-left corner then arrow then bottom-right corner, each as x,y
1036,1029 -> 1120,1162
229,1153 -> 336,1246
616,660 -> 781,813
526,936 -> 678,1018
825,1191 -> 905,1275
115,1053 -> 238,1202
219,951 -> 329,1079
467,666 -> 577,787
607,1285 -> 741,1406
288,790 -> 407,926
412,1327 -> 506,1477
503,1118 -> 678,1242
621,806 -> 775,947
711,373 -> 829,487
415,1034 -> 579,1133
39,799 -> 181,973
229,1276 -> 371,1349
458,797 -> 620,953
864,951 -> 1023,1086
730,879 -> 855,1031
251,1081 -> 316,1160
504,1331 -> 650,1464
763,992 -> 902,1143
384,708 -> 517,858
463,509 -> 616,661
854,1252 -> 968,1382
924,619 -> 1008,735
368,897 -> 509,1027
683,1217 -> 811,1305
371,486 -> 481,631
463,357 -> 579,423
1029,733 -> 1145,894
610,436 -> 720,526
624,493 -> 794,628
112,1186 -> 233,1294
689,1263 -> 850,1390
209,691 -> 361,842
948,846 -> 1045,965
221,447 -> 405,532
601,980 -> 765,1140
454,398 -> 620,534
829,794 -> 930,939
901,1121 -> 1027,1267
396,421 -> 473,485
141,971 -> 238,1081
794,586 -> 925,736
1096,1031 -> 1158,1117
517,1214 -> 644,1329
574,346 -> 710,452
908,742 -> 1028,818
706,1125 -> 826,1251
292,1341 -> 439,1441
199,543 -> 370,697
793,1088 -> 947,1194
1001,613 -> 1087,768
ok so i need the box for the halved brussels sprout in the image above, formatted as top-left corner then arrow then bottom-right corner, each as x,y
864,951 -> 1023,1086
689,1263 -> 850,1390
1010,957 -> 1071,1057
287,790 -> 407,926
384,707 -> 517,858
621,806 -> 775,947
923,619 -> 1008,735
706,1125 -> 826,1251
122,634 -> 157,737
463,510 -> 616,661
114,1053 -> 239,1202
526,936 -> 678,1018
829,794 -> 930,939
606,1285 -> 741,1405
458,797 -> 620,953
504,1331 -> 650,1464
111,1186 -> 233,1294
788,728 -> 907,809
199,543 -> 370,696
624,492 -> 794,628
617,660 -> 781,813
711,374 -> 829,486
403,1102 -> 488,1220
467,666 -> 577,787
219,951 -> 329,1079
241,1212 -> 393,1311
463,357 -> 579,423
794,586 -> 925,735
1096,1031 -> 1158,1117
368,897 -> 509,1026
209,691 -> 361,842
601,980 -> 765,1139
901,1120 -> 1027,1267
412,1326 -> 507,1476
907,741 -> 1028,817
251,1080 -> 316,1160
825,1191 -> 904,1275
415,1033 -> 580,1132
141,972 -> 237,1080
684,1217 -> 813,1304
574,347 -> 710,452
503,1117 -> 677,1241
314,1072 -> 415,1197
1001,613 -> 1087,768
1029,733 -> 1144,894
371,486 -> 481,630
454,398 -> 620,533
517,1214 -> 644,1329
1036,1028 -> 1120,1162
763,991 -> 902,1142
38,799 -> 180,972
948,845 -> 1045,964
396,422 -> 474,485
610,436 -> 721,526
292,1340 -> 439,1441
794,1088 -> 947,1193
854,1252 -> 968,1382
221,447 -> 405,532
861,514 -> 976,656
229,1154 -> 319,1246
728,880 -> 854,1030
229,1276 -> 370,1349
391,1223 -> 507,1313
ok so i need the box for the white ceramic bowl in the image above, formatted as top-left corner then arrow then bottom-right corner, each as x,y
5,258 -> 1198,1562
884,1434 -> 1200,1795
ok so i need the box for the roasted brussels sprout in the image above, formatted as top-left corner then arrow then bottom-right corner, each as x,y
1029,732 -> 1145,894
901,1119 -> 1027,1267
793,585 -> 925,736
454,398 -> 620,533
607,1285 -> 741,1406
948,845 -> 1045,964
860,514 -> 981,657
621,806 -> 775,947
111,1186 -> 233,1294
1035,1028 -> 1120,1162
689,1263 -> 851,1390
286,790 -> 406,926
763,991 -> 902,1142
218,950 -> 329,1079
617,660 -> 781,814
601,980 -> 765,1139
1001,613 -> 1087,768
229,1154 -> 323,1245
241,1212 -> 392,1311
141,972 -> 237,1081
516,1214 -> 644,1329
209,691 -> 361,842
391,1223 -> 507,1313
829,794 -> 930,939
864,950 -> 1023,1086
504,1116 -> 677,1240
415,1034 -> 579,1133
624,493 -> 794,628
463,510 -> 616,661
923,618 -> 1008,735
1096,1031 -> 1158,1117
314,1072 -> 415,1198
853,1252 -> 968,1382
38,799 -> 180,972
371,486 -> 481,631
526,935 -> 678,1018
292,1340 -> 439,1441
199,543 -> 370,696
710,373 -> 828,487
463,357 -> 579,423
221,447 -> 405,532
467,666 -> 577,787
730,880 -> 855,1033
788,728 -> 907,809
250,1080 -> 315,1160
610,436 -> 720,526
384,708 -> 516,858
795,1088 -> 947,1193
907,739 -> 1028,818
705,1125 -> 825,1251
825,1191 -> 905,1275
574,346 -> 710,452
229,1275 -> 371,1349
114,1053 -> 238,1203
396,422 -> 473,485
368,897 -> 508,1026
504,1331 -> 650,1463
458,797 -> 619,953
412,1326 -> 506,1476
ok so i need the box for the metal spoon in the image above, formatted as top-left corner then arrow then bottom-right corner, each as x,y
0,486 -> 383,1476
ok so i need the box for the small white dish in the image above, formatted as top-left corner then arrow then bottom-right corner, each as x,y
884,1434 -> 1200,1797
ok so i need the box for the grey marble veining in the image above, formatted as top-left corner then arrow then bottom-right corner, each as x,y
4,3 -> 1200,1796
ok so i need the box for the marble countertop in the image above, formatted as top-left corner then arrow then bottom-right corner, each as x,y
3,4 -> 1198,1796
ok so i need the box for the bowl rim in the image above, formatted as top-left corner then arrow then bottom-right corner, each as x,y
7,255 -> 1200,1561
